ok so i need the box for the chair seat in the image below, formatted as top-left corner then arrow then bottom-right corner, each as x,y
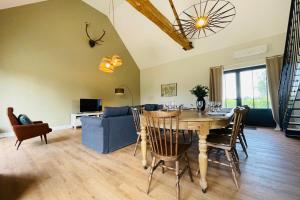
207,133 -> 232,150
209,127 -> 232,135
153,141 -> 191,162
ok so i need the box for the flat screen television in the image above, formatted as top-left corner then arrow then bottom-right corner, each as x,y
80,99 -> 102,112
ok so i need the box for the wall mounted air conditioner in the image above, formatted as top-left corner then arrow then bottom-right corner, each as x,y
233,45 -> 268,59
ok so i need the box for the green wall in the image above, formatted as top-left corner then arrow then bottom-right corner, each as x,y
0,0 -> 140,133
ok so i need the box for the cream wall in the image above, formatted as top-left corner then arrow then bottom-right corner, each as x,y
0,0 -> 140,133
141,33 -> 286,106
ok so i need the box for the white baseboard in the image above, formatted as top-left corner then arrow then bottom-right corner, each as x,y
52,125 -> 73,131
0,125 -> 72,138
0,132 -> 14,138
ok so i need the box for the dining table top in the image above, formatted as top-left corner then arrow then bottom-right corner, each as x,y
141,109 -> 233,122
177,109 -> 233,122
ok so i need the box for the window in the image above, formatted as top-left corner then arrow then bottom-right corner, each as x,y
223,72 -> 237,108
223,65 -> 270,109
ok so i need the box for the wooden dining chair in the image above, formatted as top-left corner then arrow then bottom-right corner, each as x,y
144,110 -> 193,200
240,105 -> 250,148
131,107 -> 141,156
206,107 -> 246,189
209,105 -> 250,158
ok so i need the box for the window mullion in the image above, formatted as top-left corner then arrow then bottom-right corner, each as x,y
236,71 -> 241,106
252,70 -> 255,108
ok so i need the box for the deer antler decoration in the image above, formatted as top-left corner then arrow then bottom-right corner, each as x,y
85,22 -> 106,48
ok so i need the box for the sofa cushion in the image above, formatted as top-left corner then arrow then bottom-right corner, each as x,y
156,104 -> 163,110
144,104 -> 156,111
18,114 -> 33,125
103,106 -> 129,118
144,104 -> 163,111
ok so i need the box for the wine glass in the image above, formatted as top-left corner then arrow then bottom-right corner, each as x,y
215,101 -> 221,112
207,101 -> 212,112
210,101 -> 216,112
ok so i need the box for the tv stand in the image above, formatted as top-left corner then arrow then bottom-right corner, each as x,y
71,112 -> 103,129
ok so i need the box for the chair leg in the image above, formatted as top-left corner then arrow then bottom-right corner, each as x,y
161,161 -> 165,174
233,147 -> 240,161
225,150 -> 239,189
238,134 -> 248,158
16,141 -> 22,150
184,152 -> 194,182
182,131 -> 186,142
133,134 -> 141,156
43,134 -> 48,144
175,160 -> 180,200
241,131 -> 248,148
15,140 -> 19,146
40,135 -> 43,142
231,150 -> 241,174
189,130 -> 194,144
146,157 -> 156,194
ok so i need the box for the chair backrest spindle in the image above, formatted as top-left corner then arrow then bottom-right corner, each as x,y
131,108 -> 141,133
144,111 -> 180,157
230,107 -> 247,146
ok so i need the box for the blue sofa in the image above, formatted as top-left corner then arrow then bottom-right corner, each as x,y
81,106 -> 137,153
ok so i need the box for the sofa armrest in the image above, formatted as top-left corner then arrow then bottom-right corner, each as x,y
81,116 -> 109,153
81,116 -> 103,127
13,123 -> 52,141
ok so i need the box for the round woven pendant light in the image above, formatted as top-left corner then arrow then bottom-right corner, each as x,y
174,0 -> 236,39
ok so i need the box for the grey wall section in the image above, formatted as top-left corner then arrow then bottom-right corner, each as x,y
0,0 -> 140,133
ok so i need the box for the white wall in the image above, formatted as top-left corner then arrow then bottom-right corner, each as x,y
140,33 -> 286,106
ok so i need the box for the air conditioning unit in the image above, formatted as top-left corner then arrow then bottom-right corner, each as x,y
233,45 -> 268,59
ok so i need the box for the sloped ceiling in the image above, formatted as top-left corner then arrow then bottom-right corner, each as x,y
84,0 -> 290,69
0,0 -> 46,9
1,0 -> 291,69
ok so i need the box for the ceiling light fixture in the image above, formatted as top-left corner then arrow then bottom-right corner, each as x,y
99,55 -> 122,73
172,0 -> 236,39
99,0 -> 123,73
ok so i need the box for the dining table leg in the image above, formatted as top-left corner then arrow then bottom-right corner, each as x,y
198,122 -> 209,193
140,125 -> 148,169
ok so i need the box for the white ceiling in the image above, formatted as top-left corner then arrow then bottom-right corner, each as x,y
0,0 -> 46,10
1,0 -> 291,69
84,0 -> 291,69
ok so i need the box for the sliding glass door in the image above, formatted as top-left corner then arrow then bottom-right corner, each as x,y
223,65 -> 275,127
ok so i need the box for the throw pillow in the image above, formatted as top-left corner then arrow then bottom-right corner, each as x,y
18,114 -> 33,125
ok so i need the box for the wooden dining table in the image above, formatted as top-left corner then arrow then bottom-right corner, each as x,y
139,109 -> 233,193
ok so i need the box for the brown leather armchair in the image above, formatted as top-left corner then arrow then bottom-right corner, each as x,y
7,107 -> 52,150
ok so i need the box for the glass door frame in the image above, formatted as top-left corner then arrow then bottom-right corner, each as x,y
224,64 -> 270,108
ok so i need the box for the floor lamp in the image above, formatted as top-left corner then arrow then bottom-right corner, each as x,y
115,86 -> 133,106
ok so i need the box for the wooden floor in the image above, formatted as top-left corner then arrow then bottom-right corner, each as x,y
0,128 -> 300,200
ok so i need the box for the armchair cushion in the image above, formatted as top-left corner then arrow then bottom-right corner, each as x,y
18,114 -> 33,125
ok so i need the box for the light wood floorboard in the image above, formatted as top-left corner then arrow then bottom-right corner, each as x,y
0,128 -> 300,200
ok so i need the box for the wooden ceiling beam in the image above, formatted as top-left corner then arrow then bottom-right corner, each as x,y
126,0 -> 193,50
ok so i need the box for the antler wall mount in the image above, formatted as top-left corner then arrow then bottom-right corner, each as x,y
85,22 -> 106,48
